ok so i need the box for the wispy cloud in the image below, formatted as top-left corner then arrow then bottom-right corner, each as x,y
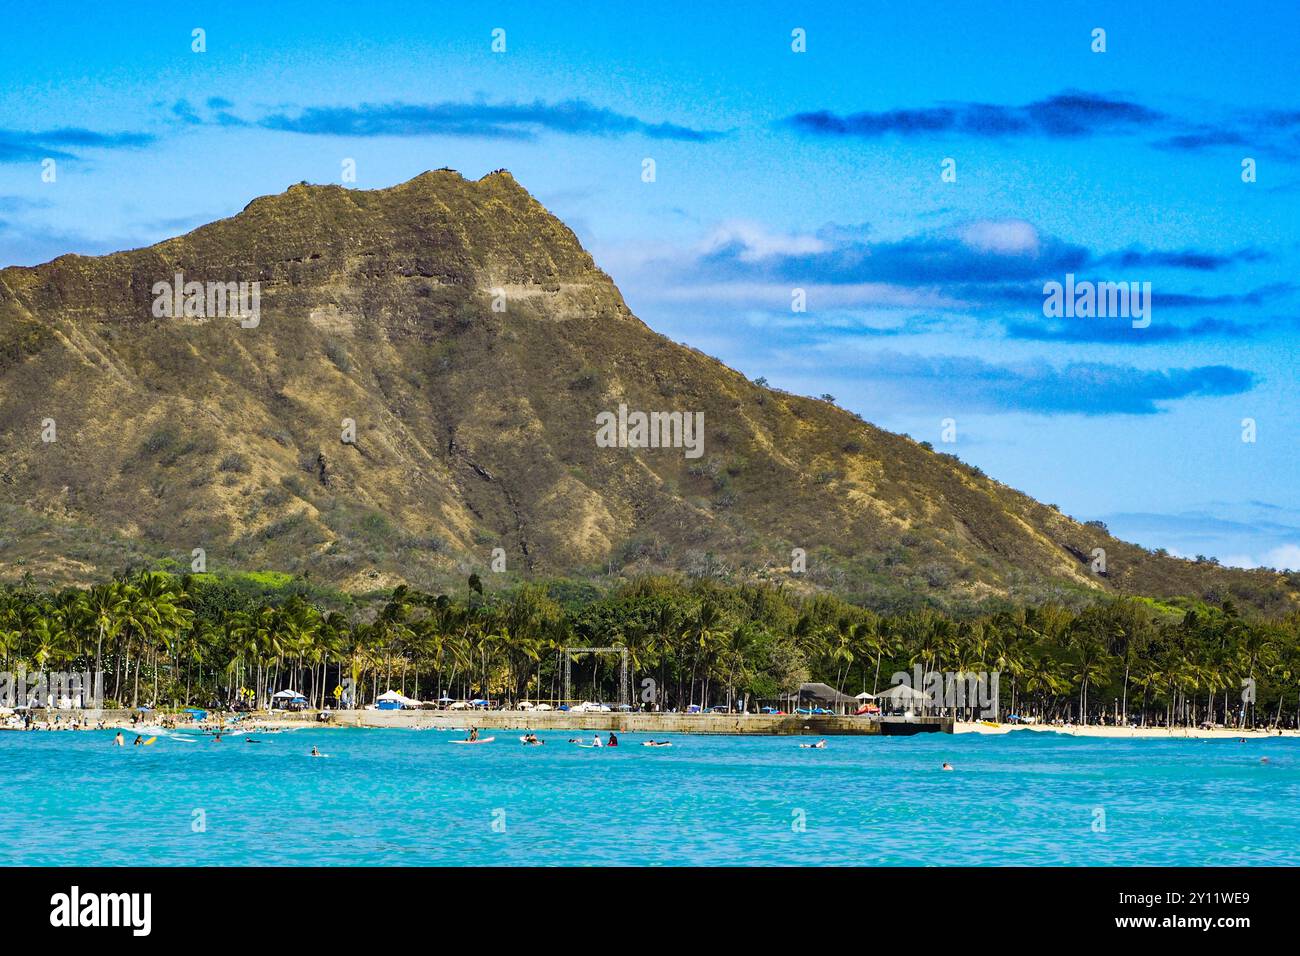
1093,247 -> 1270,271
0,195 -> 51,213
1099,504 -> 1300,570
0,218 -> 147,267
822,351 -> 1257,415
171,97 -> 724,142
0,127 -> 154,163
626,217 -> 1284,317
1005,316 -> 1258,344
784,91 -> 1164,140
782,89 -> 1300,158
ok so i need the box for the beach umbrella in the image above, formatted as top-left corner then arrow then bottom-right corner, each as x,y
855,691 -> 876,700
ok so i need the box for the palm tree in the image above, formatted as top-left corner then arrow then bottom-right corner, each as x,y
855,617 -> 894,696
717,622 -> 758,711
614,620 -> 657,709
684,601 -> 724,706
80,582 -> 125,700
1023,650 -> 1069,721
828,617 -> 855,699
1069,622 -> 1110,724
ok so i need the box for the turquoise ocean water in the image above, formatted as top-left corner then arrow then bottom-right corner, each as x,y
1,728 -> 1295,866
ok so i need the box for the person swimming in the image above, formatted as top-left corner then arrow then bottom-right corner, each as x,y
942,762 -> 954,771
133,735 -> 143,746
113,732 -> 124,747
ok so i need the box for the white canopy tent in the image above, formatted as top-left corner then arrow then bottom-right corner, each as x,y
270,689 -> 308,711
375,690 -> 421,707
854,691 -> 877,701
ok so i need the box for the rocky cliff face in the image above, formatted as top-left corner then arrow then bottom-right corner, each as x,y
0,170 -> 1293,610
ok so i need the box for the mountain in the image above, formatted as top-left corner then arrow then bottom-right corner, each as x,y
1,170 -> 1294,612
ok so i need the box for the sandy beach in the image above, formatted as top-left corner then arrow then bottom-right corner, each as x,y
956,720 -> 1299,739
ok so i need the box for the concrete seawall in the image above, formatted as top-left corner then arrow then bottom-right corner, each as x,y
43,708 -> 951,735
321,711 -> 952,736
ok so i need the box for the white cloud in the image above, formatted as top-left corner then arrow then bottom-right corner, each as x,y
701,220 -> 829,262
958,219 -> 1041,256
1220,543 -> 1300,571
643,280 -> 957,310
1260,544 -> 1300,571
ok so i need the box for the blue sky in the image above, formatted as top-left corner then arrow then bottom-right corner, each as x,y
2,0 -> 1298,568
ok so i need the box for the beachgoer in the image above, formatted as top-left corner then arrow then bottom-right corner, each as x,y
942,762 -> 954,771
311,746 -> 321,757
607,733 -> 618,747
113,732 -> 124,747
133,735 -> 143,746
468,727 -> 479,742
592,734 -> 602,748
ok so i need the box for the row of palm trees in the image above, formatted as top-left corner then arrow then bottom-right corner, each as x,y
2,571 -> 1298,727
